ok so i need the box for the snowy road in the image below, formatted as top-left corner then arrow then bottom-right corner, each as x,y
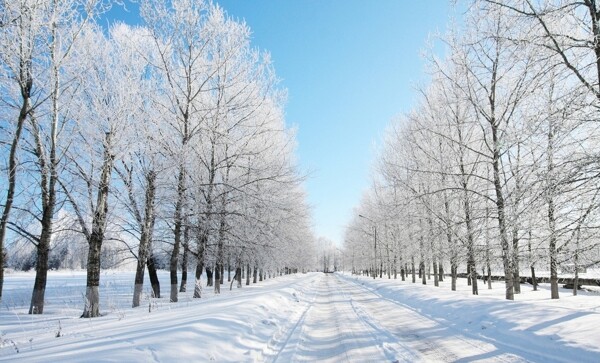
270,274 -> 392,362
335,275 -> 528,362
266,273 -> 558,363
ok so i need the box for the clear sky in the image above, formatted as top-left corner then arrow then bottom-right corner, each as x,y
107,1 -> 456,246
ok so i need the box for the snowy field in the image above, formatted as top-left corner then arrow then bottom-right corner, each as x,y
1,270 -> 600,362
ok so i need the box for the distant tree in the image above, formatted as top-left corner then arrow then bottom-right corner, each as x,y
140,0 -> 214,303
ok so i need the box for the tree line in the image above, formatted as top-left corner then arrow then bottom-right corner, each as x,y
0,0 -> 316,317
343,0 -> 600,300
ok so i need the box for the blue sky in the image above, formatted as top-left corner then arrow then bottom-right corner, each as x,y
107,1 -> 456,246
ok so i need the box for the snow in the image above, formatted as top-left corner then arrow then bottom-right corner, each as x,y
339,274 -> 600,362
1,270 -> 599,362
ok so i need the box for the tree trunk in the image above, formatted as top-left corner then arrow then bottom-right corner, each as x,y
236,266 -> 242,288
492,124 -> 515,300
512,230 -> 521,294
193,229 -> 207,298
132,254 -> 146,308
179,230 -> 189,293
461,171 -> 477,295
426,216 -> 436,285
386,247 -> 391,279
253,265 -> 257,284
418,220 -> 426,285
547,116 -> 559,299
28,116 -> 57,314
227,260 -> 231,282
411,257 -> 416,283
214,263 -> 221,294
451,259 -> 457,291
442,182 -> 454,288
229,269 -> 236,290
549,199 -> 559,299
246,263 -> 251,286
0,91 -> 30,302
28,114 -> 58,315
28,19 -> 63,314
528,231 -> 537,291
147,255 -> 160,298
467,228 -> 478,295
133,218 -> 156,307
82,133 -> 114,318
531,265 -> 537,291
574,229 -> 581,296
470,261 -> 478,295
206,266 -> 213,287
573,265 -> 579,296
1,21 -> 35,296
133,171 -> 156,307
194,261 -> 204,298
170,167 -> 185,303
29,231 -> 50,314
214,204 -> 226,293
82,234 -> 102,318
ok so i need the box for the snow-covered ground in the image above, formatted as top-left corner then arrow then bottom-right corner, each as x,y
1,270 -> 599,362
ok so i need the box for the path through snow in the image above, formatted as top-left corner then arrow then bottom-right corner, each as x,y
267,273 -> 529,362
269,274 -> 391,362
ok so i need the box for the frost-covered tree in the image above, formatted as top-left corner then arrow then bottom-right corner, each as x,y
60,22 -> 145,317
0,0 -> 48,301
0,0 -> 103,314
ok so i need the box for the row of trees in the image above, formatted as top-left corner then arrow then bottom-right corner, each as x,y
344,0 -> 600,300
0,0 -> 316,317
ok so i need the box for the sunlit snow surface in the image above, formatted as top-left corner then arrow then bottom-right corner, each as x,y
1,270 -> 599,362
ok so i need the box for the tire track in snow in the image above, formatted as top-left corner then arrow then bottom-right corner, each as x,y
266,274 -> 405,362
316,275 -> 388,362
267,281 -> 318,362
339,275 -> 549,362
332,274 -> 420,362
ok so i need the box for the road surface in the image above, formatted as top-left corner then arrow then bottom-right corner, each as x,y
267,273 -> 528,362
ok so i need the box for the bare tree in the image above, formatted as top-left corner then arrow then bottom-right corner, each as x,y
60,23 -> 140,317
140,0 -> 217,303
0,0 -> 45,301
18,0 -> 101,314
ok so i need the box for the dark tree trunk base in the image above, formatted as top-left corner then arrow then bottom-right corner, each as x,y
82,286 -> 100,318
147,257 -> 160,298
194,263 -> 203,298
